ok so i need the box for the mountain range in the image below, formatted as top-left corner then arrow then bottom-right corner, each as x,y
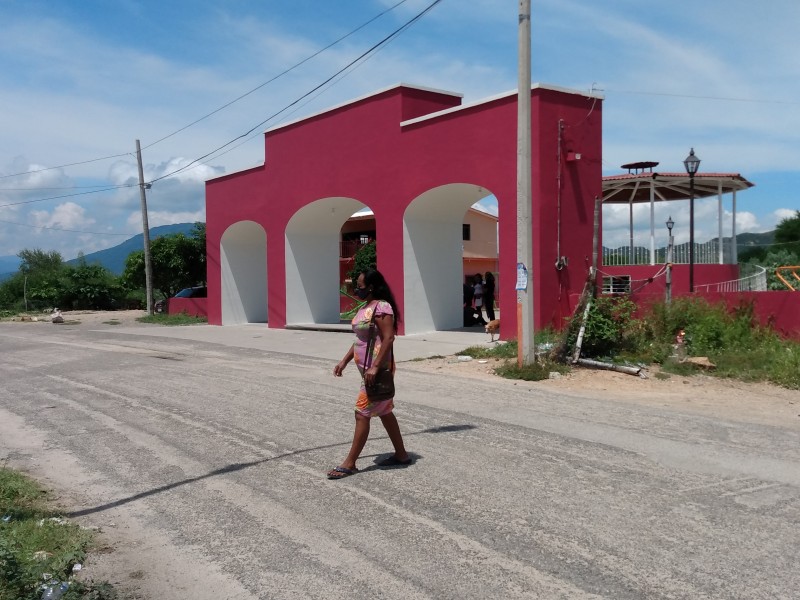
0,223 -> 197,280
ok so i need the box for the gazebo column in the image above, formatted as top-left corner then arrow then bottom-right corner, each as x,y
732,189 -> 738,264
629,199 -> 634,262
717,180 -> 724,264
649,180 -> 655,265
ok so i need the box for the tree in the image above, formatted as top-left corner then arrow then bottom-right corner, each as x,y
15,248 -> 65,309
18,248 -> 63,274
122,224 -> 206,299
61,256 -> 123,310
774,210 -> 800,258
347,241 -> 376,281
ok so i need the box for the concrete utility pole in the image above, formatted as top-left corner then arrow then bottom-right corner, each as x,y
517,0 -> 535,366
135,140 -> 155,315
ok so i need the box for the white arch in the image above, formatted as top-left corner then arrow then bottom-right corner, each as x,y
285,197 -> 366,325
220,221 -> 267,324
403,183 -> 493,334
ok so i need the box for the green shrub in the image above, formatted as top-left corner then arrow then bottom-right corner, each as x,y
571,295 -> 800,389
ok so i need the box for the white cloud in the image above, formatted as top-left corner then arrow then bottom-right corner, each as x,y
30,202 -> 96,230
772,208 -> 799,226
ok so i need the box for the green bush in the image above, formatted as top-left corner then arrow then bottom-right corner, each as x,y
571,295 -> 800,389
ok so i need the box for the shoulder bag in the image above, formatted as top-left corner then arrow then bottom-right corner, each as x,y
363,307 -> 395,402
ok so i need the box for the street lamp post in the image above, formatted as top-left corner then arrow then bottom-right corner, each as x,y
665,216 -> 674,304
683,148 -> 701,292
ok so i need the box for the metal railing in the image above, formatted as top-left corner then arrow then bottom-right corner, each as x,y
695,264 -> 767,292
603,240 -> 734,266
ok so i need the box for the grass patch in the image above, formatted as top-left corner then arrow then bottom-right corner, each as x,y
409,354 -> 446,362
494,359 -> 569,381
101,320 -> 121,326
136,312 -> 207,326
457,341 -> 518,360
0,467 -> 116,599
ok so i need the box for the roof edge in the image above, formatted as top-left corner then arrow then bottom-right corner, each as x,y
401,82 -> 603,127
265,83 -> 463,135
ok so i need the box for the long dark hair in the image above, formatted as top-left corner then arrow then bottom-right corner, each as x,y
361,268 -> 401,328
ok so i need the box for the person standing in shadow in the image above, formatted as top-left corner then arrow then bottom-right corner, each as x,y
482,271 -> 496,322
472,273 -> 487,326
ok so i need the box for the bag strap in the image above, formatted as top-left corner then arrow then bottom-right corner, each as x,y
364,302 -> 393,371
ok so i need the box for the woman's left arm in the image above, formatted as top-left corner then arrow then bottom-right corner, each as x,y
364,313 -> 395,385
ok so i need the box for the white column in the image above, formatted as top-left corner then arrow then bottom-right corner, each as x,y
732,189 -> 738,264
717,181 -> 724,263
649,181 -> 655,265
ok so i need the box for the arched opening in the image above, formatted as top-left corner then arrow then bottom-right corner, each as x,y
220,221 -> 267,324
403,183 -> 497,334
285,197 -> 367,326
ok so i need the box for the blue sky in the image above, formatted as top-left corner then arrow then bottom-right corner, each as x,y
1,0 -> 798,261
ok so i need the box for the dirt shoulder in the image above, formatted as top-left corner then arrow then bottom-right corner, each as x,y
3,309 -> 148,326
404,356 -> 800,431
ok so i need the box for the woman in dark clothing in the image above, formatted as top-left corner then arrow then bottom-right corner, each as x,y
483,272 -> 496,322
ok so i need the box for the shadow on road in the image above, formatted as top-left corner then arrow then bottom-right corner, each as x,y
66,423 -> 477,518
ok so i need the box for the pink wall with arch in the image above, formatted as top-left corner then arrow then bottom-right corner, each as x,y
205,83 -> 603,337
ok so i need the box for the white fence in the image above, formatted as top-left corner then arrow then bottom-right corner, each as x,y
695,264 -> 767,292
603,240 -> 733,266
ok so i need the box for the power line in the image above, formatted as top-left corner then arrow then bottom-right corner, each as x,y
605,88 -> 800,105
0,185 -> 134,209
0,1 -> 412,184
0,217 -> 136,236
0,184 -> 120,191
141,0 -> 412,152
0,153 -> 133,181
150,0 -> 444,185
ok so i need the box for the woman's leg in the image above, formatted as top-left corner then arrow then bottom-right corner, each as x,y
339,413 -> 371,470
378,412 -> 409,461
486,297 -> 496,321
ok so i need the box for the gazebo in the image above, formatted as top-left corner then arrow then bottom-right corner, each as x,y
602,161 -> 754,266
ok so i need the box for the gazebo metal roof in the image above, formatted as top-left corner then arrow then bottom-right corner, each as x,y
602,172 -> 754,204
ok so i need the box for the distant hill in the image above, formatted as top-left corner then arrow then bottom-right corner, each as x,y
603,230 -> 777,255
0,255 -> 20,276
720,230 -> 775,250
65,223 -> 198,274
0,223 -> 198,280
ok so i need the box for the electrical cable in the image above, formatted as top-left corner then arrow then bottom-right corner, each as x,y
0,153 -> 133,181
605,88 -> 800,105
0,1 -> 412,184
141,0 -> 412,152
149,0 -> 444,185
0,185 -> 135,209
0,217 -> 136,236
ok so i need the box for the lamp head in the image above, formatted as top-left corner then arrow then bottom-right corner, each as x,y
666,215 -> 674,232
683,148 -> 701,175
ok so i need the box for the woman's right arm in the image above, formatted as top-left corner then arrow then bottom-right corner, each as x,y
333,345 -> 354,376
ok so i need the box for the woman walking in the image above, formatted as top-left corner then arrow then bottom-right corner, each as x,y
328,268 -> 410,479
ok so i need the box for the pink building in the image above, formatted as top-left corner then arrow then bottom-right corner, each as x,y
205,83 -> 603,338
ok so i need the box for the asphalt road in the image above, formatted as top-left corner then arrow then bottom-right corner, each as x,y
1,323 -> 798,599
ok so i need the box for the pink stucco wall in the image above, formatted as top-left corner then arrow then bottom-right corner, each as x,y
206,84 -> 603,337
167,297 -> 207,318
601,265 -> 800,339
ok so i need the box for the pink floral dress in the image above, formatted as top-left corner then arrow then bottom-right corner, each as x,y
351,300 -> 395,417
